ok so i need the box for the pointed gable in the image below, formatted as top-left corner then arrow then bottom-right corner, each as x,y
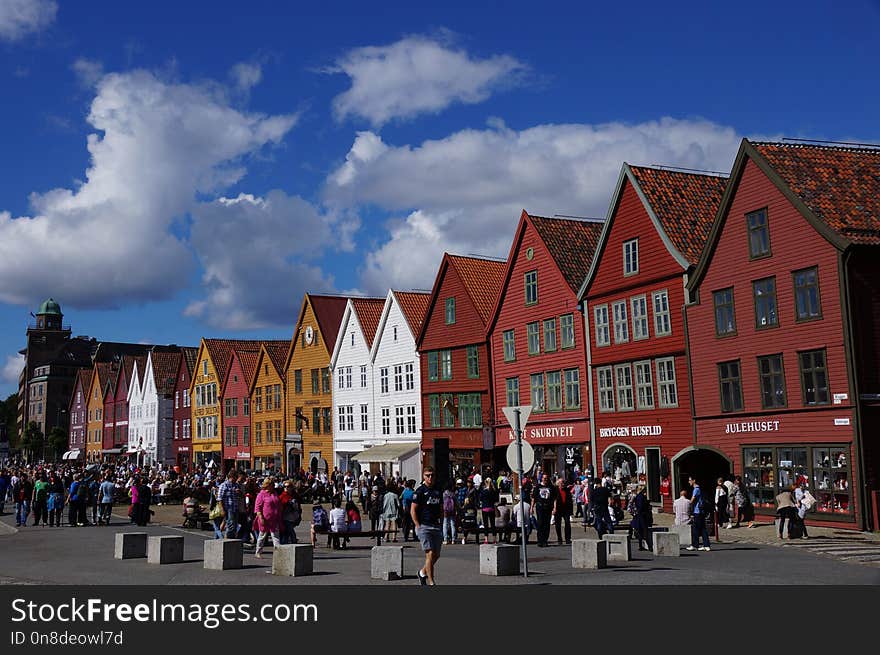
750,141 -> 880,246
350,298 -> 386,348
447,255 -> 506,326
151,351 -> 182,396
181,346 -> 199,377
203,339 -> 289,383
236,349 -> 260,389
309,294 -> 350,354
529,214 -> 605,293
627,166 -> 727,265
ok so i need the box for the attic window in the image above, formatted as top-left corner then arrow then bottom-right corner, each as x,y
234,375 -> 238,383
393,326 -> 398,342
351,333 -> 354,347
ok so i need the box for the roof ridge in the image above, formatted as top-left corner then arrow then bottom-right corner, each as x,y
751,140 -> 880,154
629,164 -> 730,178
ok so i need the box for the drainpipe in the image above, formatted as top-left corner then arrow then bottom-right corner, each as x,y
680,275 -> 699,502
582,302 -> 598,474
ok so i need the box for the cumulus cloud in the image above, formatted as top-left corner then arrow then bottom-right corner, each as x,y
185,192 -> 350,329
330,34 -> 527,126
325,117 -> 744,292
0,0 -> 56,42
0,69 -> 297,310
2,354 -> 24,385
71,58 -> 104,88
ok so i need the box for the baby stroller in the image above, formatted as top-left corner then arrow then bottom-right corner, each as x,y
182,498 -> 210,529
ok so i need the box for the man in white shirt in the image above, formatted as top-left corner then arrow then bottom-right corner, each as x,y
472,470 -> 482,489
328,497 -> 348,549
512,496 -> 532,543
673,489 -> 691,526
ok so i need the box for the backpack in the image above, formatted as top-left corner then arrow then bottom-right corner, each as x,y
443,493 -> 455,516
312,506 -> 329,530
699,495 -> 715,516
289,499 -> 302,527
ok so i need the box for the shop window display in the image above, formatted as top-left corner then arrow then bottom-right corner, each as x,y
742,444 -> 851,517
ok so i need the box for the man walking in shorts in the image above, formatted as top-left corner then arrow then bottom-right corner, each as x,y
411,466 -> 443,586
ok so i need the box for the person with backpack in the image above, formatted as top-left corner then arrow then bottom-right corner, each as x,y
686,476 -> 711,551
441,482 -> 458,545
629,485 -> 654,551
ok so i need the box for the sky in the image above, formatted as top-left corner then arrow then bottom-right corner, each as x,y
1,0 -> 879,398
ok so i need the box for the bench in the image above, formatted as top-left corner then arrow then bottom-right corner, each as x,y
312,528 -> 393,548
462,525 -> 522,544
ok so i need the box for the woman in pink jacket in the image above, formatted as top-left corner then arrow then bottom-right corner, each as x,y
253,478 -> 283,558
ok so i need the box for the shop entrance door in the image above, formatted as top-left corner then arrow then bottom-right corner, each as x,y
675,448 -> 731,498
646,447 -> 661,502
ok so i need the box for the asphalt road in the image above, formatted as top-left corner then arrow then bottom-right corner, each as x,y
1,508 -> 878,585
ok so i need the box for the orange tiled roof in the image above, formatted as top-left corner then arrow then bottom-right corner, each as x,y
351,298 -> 386,348
447,255 -> 506,326
529,215 -> 605,293
236,350 -> 260,387
751,141 -> 880,246
264,342 -> 290,376
151,351 -> 182,395
204,339 -> 289,381
628,166 -> 728,265
395,291 -> 431,336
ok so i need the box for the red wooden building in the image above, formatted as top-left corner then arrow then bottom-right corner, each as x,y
102,356 -> 143,461
65,367 -> 92,462
686,140 -> 880,529
416,253 -> 506,478
171,347 -> 198,471
579,165 -> 726,508
488,212 -> 603,479
220,348 -> 259,471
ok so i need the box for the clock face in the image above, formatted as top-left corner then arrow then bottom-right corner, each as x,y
304,325 -> 314,344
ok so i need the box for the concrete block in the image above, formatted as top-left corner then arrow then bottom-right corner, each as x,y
653,531 -> 680,556
602,533 -> 631,561
572,538 -> 607,569
671,523 -> 692,546
203,539 -> 243,570
371,546 -> 404,580
272,544 -> 313,577
114,532 -> 148,559
147,535 -> 184,564
479,544 -> 520,576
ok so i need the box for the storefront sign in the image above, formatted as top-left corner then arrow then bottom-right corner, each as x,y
197,443 -> 216,451
599,425 -> 662,438
235,451 -> 250,459
178,446 -> 190,452
834,418 -> 851,426
564,446 -> 580,465
833,393 -> 848,405
724,420 -> 780,434
508,425 -> 575,440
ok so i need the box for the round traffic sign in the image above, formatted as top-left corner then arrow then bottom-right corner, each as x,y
506,439 -> 535,474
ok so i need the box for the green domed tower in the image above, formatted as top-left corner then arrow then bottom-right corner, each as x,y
35,297 -> 63,330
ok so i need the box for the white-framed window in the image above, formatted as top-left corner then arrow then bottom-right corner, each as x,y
203,360 -> 208,376
338,368 -> 345,390
445,297 -> 456,324
381,408 -> 390,435
440,350 -> 452,380
346,367 -> 352,388
405,363 -> 414,390
406,405 -> 417,434
338,406 -> 347,431
656,357 -> 678,408
524,270 -> 538,305
351,333 -> 355,347
393,326 -> 398,342
631,295 -> 649,340
653,289 -> 671,336
395,406 -> 405,434
346,406 -> 354,432
361,365 -> 367,388
597,367 -> 614,412
612,300 -> 629,343
615,364 -> 634,411
183,389 -> 190,407
594,304 -> 610,347
175,391 -> 179,409
560,314 -> 575,349
634,360 -> 654,410
394,365 -> 403,392
361,404 -> 368,431
624,238 -> 639,275
380,367 -> 389,394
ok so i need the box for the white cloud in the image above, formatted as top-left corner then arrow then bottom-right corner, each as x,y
2,354 -> 24,385
330,34 -> 527,127
326,117 -> 744,292
230,62 -> 262,93
185,192 -> 346,329
0,69 -> 297,311
71,58 -> 104,88
0,0 -> 56,42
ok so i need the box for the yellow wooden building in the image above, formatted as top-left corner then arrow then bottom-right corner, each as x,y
284,294 -> 348,474
85,362 -> 112,464
249,341 -> 290,472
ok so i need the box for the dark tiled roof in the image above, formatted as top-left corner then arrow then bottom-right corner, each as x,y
395,291 -> 431,336
447,255 -> 506,326
309,295 -> 349,353
94,362 -> 114,399
181,346 -> 199,377
236,350 -> 260,388
628,166 -> 728,265
752,141 -> 880,245
264,342 -> 290,376
92,342 -> 153,363
151,351 -> 182,395
351,298 -> 386,348
529,215 -> 605,293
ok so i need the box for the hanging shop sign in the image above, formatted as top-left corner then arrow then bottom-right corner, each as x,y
724,420 -> 780,434
599,425 -> 662,438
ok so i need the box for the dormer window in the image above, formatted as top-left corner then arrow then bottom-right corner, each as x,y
624,239 -> 639,276
445,298 -> 456,324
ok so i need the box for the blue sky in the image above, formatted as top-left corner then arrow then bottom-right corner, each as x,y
1,0 -> 879,397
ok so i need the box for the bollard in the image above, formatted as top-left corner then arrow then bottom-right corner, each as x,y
204,539 -> 243,570
479,544 -> 520,576
653,531 -> 680,556
371,546 -> 404,580
147,535 -> 184,564
272,544 -> 313,577
602,533 -> 631,562
571,539 -> 607,569
114,532 -> 148,559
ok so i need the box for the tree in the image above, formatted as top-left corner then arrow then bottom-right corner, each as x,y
22,421 -> 43,462
48,426 -> 68,461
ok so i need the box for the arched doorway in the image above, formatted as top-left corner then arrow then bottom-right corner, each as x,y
601,443 -> 637,485
287,448 -> 301,476
673,447 -> 731,498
